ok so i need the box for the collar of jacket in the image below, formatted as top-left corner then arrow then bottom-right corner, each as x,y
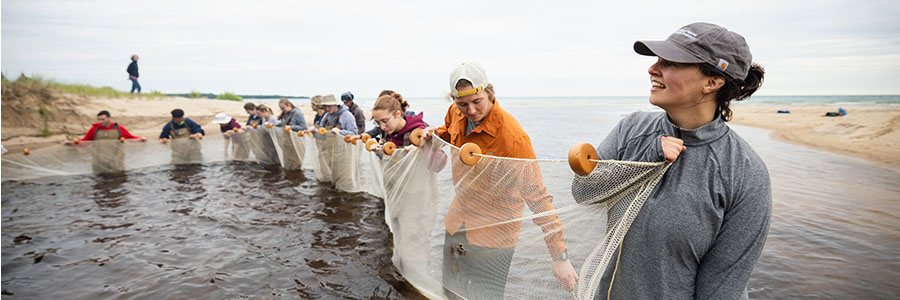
455,99 -> 504,137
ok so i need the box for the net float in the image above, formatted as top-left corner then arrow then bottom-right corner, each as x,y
23,148 -> 30,155
344,135 -> 352,143
252,124 -> 258,129
382,142 -> 397,155
284,126 -> 291,133
350,136 -> 359,145
161,138 -> 168,144
318,127 -> 327,135
73,138 -> 80,145
197,133 -> 203,139
120,137 -> 126,143
360,133 -> 371,143
297,130 -> 305,137
366,139 -> 378,151
265,123 -> 274,128
568,142 -> 598,176
459,143 -> 482,166
233,127 -> 239,133
410,128 -> 424,147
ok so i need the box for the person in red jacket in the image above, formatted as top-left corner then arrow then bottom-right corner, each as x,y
63,110 -> 145,174
63,110 -> 146,144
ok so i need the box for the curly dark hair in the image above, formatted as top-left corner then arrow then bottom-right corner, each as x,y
698,63 -> 765,121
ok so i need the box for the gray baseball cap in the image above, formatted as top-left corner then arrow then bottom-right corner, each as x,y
634,22 -> 752,81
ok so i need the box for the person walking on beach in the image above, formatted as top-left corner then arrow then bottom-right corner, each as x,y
63,110 -> 146,173
422,62 -> 578,298
577,22 -> 771,299
278,98 -> 308,132
159,109 -> 205,164
127,54 -> 141,98
342,91 -> 366,134
316,94 -> 358,136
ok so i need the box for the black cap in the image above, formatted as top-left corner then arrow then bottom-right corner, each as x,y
341,92 -> 354,102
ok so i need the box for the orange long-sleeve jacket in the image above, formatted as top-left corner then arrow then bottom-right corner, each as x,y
436,100 -> 566,258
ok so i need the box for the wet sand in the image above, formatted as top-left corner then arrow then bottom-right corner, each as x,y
730,105 -> 900,169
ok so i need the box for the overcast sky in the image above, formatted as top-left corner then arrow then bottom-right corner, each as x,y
2,0 -> 899,97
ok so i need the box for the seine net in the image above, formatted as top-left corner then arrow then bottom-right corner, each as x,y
1,128 -> 669,300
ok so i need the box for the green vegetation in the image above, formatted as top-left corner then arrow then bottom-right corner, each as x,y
38,106 -> 51,137
189,90 -> 206,98
2,73 -> 165,99
216,92 -> 243,101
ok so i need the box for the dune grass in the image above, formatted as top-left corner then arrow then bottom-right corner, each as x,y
216,92 -> 243,101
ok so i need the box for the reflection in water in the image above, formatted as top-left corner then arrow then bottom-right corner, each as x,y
1,162 -> 423,299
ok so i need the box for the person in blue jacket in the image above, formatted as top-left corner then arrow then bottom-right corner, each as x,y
127,54 -> 141,97
315,94 -> 358,136
159,109 -> 205,163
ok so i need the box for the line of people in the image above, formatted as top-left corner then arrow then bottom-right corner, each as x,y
55,21 -> 769,300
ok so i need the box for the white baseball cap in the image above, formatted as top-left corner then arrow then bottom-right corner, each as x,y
449,62 -> 489,98
212,112 -> 231,124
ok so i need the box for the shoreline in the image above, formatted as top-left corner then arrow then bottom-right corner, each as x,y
730,104 -> 900,169
3,92 -> 898,170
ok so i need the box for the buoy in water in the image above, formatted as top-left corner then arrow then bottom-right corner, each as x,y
383,142 -> 397,155
568,142 -> 598,176
459,143 -> 482,166
410,128 -> 424,147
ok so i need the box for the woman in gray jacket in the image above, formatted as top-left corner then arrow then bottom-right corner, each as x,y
278,98 -> 308,131
583,22 -> 771,300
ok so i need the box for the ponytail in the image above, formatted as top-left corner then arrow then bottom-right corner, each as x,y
700,63 -> 765,121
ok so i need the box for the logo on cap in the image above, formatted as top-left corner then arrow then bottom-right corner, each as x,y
717,58 -> 729,71
674,28 -> 698,40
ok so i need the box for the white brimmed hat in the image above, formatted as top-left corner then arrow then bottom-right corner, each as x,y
212,112 -> 231,124
320,94 -> 340,106
449,62 -> 489,98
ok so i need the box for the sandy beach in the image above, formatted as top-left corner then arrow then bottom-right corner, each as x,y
730,105 -> 900,169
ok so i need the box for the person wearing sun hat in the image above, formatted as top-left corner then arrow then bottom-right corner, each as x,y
575,22 -> 770,299
212,112 -> 241,158
315,94 -> 358,136
422,62 -> 577,298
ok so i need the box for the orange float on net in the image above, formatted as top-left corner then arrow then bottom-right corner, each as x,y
233,127 -> 240,133
382,142 -> 397,155
409,128 -> 424,147
161,138 -> 169,144
252,124 -> 259,129
568,142 -> 598,176
344,135 -> 352,143
265,123 -> 274,128
23,148 -> 30,155
284,126 -> 291,133
459,142 -> 482,166
197,133 -> 204,140
365,139 -> 378,151
318,127 -> 327,135
73,138 -> 80,145
360,133 -> 371,143
120,137 -> 126,143
297,130 -> 305,137
350,135 -> 359,145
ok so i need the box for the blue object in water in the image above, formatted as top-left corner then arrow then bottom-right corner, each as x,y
777,110 -> 790,114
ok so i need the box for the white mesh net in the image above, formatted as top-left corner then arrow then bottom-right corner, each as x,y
1,129 -> 669,300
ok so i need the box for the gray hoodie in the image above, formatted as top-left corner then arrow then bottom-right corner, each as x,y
318,105 -> 358,136
586,111 -> 771,300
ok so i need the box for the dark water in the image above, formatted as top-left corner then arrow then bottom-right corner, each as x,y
1,162 -> 424,299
